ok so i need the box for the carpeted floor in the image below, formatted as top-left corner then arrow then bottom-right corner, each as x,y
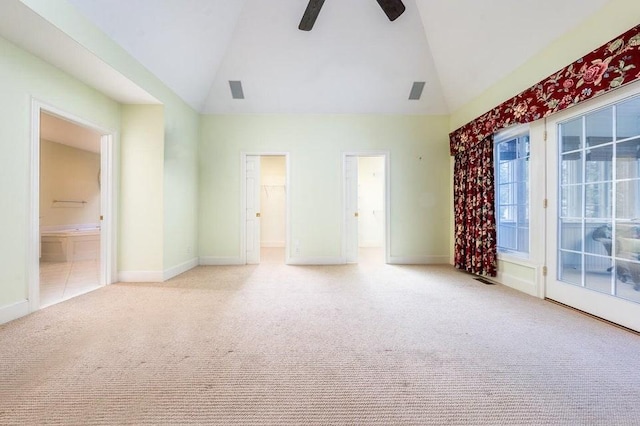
1,256 -> 640,425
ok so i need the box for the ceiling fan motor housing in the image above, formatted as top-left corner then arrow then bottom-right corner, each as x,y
299,0 -> 405,31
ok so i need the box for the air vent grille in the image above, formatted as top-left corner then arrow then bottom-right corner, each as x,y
229,81 -> 245,99
409,81 -> 425,100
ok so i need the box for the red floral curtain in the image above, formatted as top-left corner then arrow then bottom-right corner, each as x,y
449,24 -> 640,276
453,136 -> 497,276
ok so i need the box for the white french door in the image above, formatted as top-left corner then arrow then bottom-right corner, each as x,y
546,91 -> 640,332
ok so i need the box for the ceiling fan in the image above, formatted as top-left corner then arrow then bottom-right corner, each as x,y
299,0 -> 406,31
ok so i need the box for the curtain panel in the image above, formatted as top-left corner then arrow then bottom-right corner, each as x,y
449,24 -> 640,276
453,136 -> 497,276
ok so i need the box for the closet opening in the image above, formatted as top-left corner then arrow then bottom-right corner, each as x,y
243,153 -> 289,264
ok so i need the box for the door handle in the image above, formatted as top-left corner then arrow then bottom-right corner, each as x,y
354,212 -> 359,217
256,212 -> 261,218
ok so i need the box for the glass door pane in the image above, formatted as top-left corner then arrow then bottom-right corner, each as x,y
548,93 -> 640,332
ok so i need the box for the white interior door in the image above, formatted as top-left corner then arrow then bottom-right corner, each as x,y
245,155 -> 261,264
546,93 -> 640,332
345,155 -> 358,263
99,135 -> 108,285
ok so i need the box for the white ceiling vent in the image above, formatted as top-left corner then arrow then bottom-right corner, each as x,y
409,81 -> 425,100
229,80 -> 245,99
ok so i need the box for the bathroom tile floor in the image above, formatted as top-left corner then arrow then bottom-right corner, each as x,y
39,260 -> 101,307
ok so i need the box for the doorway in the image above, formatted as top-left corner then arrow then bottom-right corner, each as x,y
545,91 -> 640,332
30,102 -> 115,310
243,153 -> 289,264
344,153 -> 389,264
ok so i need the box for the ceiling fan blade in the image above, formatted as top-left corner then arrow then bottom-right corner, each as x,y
375,0 -> 405,21
299,0 -> 325,31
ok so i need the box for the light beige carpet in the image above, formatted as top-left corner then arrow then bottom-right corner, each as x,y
1,259 -> 640,425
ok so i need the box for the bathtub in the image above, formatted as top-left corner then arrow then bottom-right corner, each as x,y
40,225 -> 100,262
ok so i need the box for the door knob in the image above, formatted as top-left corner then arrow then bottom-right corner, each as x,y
256,212 -> 261,218
354,212 -> 359,217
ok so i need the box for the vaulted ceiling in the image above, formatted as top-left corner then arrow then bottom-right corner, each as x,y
55,0 -> 614,114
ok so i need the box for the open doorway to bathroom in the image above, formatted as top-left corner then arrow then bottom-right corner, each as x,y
344,153 -> 389,264
35,109 -> 113,308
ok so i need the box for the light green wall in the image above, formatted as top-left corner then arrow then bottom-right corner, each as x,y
0,35 -> 120,308
199,114 -> 451,261
20,0 -> 201,272
163,103 -> 200,268
450,0 -> 640,131
120,105 -> 164,272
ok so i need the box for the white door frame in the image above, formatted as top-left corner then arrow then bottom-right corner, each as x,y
240,152 -> 291,264
342,152 -> 391,264
29,99 -> 117,311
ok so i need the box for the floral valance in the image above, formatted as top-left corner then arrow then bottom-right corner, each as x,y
450,24 -> 640,156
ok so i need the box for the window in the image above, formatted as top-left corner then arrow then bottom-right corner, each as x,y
558,95 -> 640,302
495,127 -> 530,256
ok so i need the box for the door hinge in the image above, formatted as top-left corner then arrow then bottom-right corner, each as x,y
543,130 -> 548,141
542,266 -> 548,276
543,199 -> 548,209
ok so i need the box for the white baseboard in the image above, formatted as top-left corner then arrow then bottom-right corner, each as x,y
494,270 -> 539,297
387,255 -> 449,265
261,241 -> 285,248
199,256 -> 244,266
118,270 -> 164,283
163,257 -> 198,281
286,256 -> 345,265
197,255 -> 449,267
0,300 -> 29,325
